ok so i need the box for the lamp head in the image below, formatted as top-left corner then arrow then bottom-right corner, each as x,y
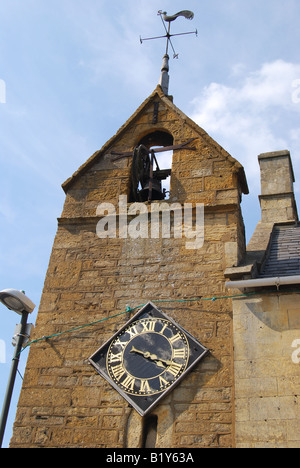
0,289 -> 35,315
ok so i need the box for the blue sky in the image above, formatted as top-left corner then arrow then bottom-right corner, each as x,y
1,0 -> 300,447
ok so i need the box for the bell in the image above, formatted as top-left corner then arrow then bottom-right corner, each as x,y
139,178 -> 165,202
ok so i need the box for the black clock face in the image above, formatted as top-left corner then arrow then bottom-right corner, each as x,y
107,317 -> 189,396
89,302 -> 209,416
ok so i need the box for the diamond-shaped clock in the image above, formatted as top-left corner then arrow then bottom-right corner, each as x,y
89,302 -> 209,417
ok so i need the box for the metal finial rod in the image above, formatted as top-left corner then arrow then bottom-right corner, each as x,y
140,10 -> 197,59
140,10 -> 196,95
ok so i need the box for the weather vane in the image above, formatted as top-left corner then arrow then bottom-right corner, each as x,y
140,10 -> 197,95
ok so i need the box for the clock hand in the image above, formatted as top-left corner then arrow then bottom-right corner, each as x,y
153,354 -> 173,366
145,352 -> 173,367
143,352 -> 166,368
130,347 -> 159,363
130,346 -> 148,358
147,355 -> 166,368
130,347 -> 172,367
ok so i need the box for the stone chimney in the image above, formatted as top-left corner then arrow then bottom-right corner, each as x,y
258,150 -> 298,223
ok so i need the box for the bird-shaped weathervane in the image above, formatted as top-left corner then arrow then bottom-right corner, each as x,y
140,10 -> 197,95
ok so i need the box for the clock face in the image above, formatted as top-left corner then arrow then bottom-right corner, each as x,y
89,302 -> 209,416
107,317 -> 189,396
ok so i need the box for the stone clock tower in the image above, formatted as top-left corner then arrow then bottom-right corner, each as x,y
9,10 -> 249,446
8,6 -> 300,447
10,82 -> 248,448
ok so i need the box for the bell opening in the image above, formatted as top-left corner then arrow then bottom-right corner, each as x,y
130,131 -> 173,203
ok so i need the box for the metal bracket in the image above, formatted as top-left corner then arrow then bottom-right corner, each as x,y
12,323 -> 34,348
111,138 -> 197,161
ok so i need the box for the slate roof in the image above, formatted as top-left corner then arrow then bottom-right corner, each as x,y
260,223 -> 300,278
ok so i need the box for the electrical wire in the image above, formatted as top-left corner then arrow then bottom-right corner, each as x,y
18,289 -> 300,356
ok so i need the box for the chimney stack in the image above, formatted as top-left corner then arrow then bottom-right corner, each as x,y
258,150 -> 298,223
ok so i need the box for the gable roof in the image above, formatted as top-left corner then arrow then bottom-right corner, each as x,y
62,85 -> 248,194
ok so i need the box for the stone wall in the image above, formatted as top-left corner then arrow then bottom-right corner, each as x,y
10,86 -> 247,448
11,217 -> 238,448
233,293 -> 300,448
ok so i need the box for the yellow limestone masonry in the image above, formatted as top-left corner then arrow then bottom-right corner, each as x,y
10,86 -> 248,448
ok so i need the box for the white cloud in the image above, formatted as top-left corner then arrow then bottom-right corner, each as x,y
241,60 -> 300,109
190,60 -> 300,188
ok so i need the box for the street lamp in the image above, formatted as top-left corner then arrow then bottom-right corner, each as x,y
0,289 -> 35,448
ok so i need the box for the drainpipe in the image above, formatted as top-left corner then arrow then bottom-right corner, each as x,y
225,276 -> 300,290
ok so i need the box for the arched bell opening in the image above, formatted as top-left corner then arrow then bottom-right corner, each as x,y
130,131 -> 173,202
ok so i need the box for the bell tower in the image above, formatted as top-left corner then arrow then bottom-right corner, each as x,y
10,12 -> 249,449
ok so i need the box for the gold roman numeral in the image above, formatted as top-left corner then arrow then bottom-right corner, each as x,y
173,348 -> 186,359
127,326 -> 138,339
159,323 -> 168,335
140,379 -> 151,393
114,338 -> 128,350
141,320 -> 156,333
168,362 -> 183,377
122,374 -> 135,391
111,363 -> 126,380
169,333 -> 182,344
159,375 -> 168,389
108,352 -> 123,363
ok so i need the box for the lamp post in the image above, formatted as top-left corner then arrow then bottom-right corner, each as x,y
0,290 -> 35,448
